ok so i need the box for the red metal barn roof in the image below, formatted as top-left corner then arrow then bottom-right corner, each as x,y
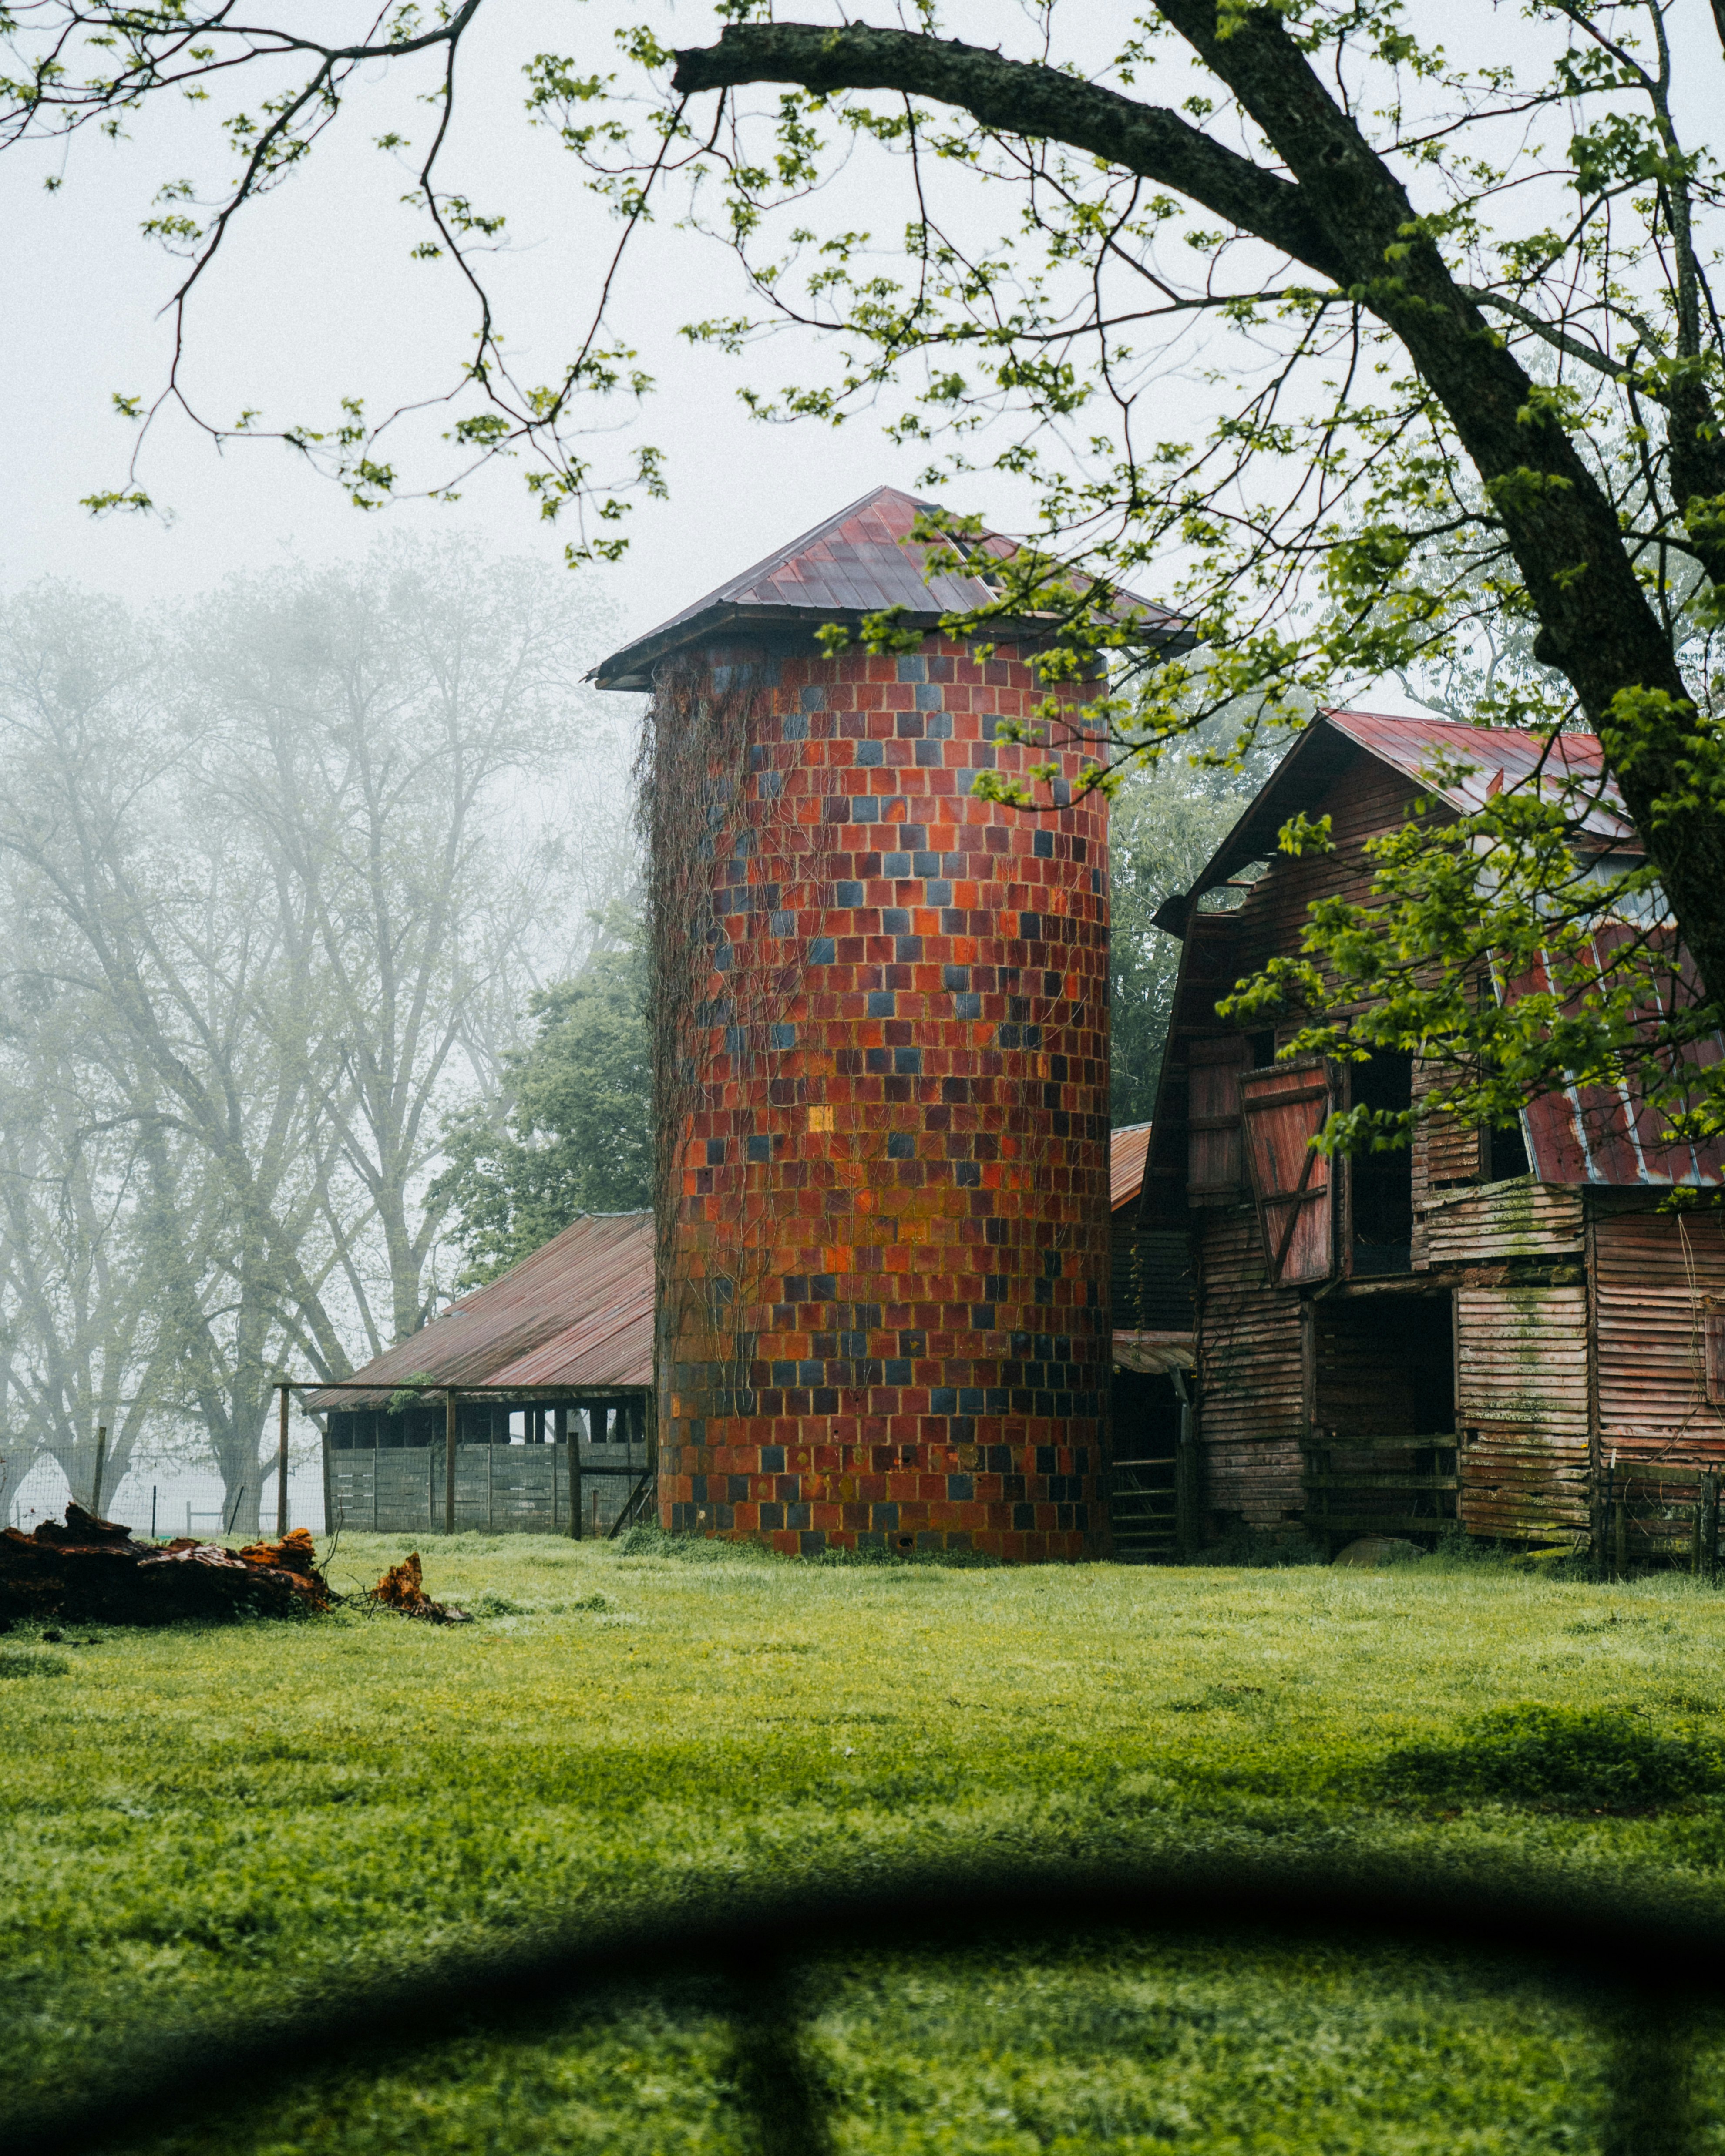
1322,708 -> 1636,845
305,1212 -> 654,1409
591,484 -> 1188,691
1160,708 -> 1725,1191
1111,1123 -> 1152,1212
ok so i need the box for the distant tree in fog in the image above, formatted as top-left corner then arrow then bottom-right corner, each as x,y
0,546 -> 629,1531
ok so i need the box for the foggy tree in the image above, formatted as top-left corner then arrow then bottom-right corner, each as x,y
5,2 -> 1725,1135
0,552 -> 623,1530
0,990 -> 168,1522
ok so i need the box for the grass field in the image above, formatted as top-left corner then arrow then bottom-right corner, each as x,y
7,1531 -> 1725,2154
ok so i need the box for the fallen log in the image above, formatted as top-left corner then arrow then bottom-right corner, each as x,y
0,1506 -> 330,1626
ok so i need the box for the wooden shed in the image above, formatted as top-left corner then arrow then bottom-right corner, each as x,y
306,1213 -> 656,1538
1107,1122 -> 1197,1559
1141,709 -> 1725,1561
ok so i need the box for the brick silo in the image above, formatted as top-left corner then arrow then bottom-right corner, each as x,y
595,487 -> 1181,1559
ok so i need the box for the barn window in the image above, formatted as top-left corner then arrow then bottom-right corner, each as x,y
1350,1051 -> 1414,1276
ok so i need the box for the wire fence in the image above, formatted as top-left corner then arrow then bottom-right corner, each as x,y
3,1454 -> 329,1537
5,1854 -> 1717,2156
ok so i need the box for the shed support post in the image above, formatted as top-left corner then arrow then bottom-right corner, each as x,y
276,1382 -> 291,1536
321,1412 -> 334,1542
568,1404 -> 583,1540
444,1390 -> 458,1535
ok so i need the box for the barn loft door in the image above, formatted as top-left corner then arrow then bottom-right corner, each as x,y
1239,1058 -> 1338,1286
1187,1035 -> 1251,1197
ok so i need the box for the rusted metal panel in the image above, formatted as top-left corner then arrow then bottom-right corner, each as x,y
1456,1285 -> 1590,1538
1497,935 -> 1725,1189
1322,709 -> 1634,845
306,1213 -> 654,1409
1593,1206 -> 1725,1462
1423,1179 -> 1584,1266
1110,1122 -> 1151,1212
1196,1206 -> 1305,1525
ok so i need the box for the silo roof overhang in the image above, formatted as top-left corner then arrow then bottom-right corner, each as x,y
591,484 -> 1191,693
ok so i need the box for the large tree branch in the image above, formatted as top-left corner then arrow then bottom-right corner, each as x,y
673,12 -> 1725,1010
672,24 -> 1348,284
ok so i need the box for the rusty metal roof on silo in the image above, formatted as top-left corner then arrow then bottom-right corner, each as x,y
303,1212 -> 654,1409
591,484 -> 1188,691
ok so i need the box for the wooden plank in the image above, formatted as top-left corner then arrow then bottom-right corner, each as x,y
1195,1205 -> 1305,1525
1302,1472 -> 1458,1491
1424,1180 -> 1585,1266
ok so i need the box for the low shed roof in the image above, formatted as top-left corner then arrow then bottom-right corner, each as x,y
305,1212 -> 654,1410
1111,1123 -> 1152,1212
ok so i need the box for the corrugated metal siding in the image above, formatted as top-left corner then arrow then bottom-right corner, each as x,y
1500,942 -> 1725,1188
1595,1207 -> 1725,1460
1197,1206 -> 1304,1526
306,1212 -> 654,1409
1456,1286 -> 1590,1539
1423,1179 -> 1584,1266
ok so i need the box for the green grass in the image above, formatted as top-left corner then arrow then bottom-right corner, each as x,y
8,1532 -> 1725,2153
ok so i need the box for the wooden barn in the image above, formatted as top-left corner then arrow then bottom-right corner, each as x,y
1140,709 -> 1725,1563
307,1213 -> 656,1538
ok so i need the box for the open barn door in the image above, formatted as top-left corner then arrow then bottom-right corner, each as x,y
1239,1058 -> 1338,1286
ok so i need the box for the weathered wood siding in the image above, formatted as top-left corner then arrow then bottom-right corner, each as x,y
327,1443 -> 643,1535
1197,1206 -> 1305,1527
1594,1206 -> 1725,1463
1424,1178 -> 1585,1267
1456,1287 -> 1590,1540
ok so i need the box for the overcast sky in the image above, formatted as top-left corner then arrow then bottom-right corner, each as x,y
2,0 -> 1029,655
7,0 -> 1714,680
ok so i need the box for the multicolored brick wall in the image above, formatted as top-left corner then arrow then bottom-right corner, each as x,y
659,634 -> 1110,1559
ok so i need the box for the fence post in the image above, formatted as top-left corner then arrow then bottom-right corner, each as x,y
276,1383 -> 291,1537
444,1390 -> 458,1536
1614,1496 -> 1629,1583
1705,1472 -> 1720,1585
568,1405 -> 582,1541
89,1425 -> 108,1518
